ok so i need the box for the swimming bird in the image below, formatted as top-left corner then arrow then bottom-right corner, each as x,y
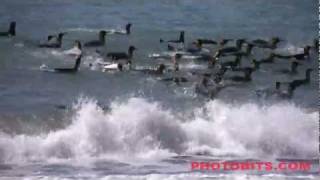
276,61 -> 300,75
288,68 -> 313,89
197,38 -> 234,46
274,46 -> 311,60
250,37 -> 281,49
115,23 -> 132,35
0,21 -> 16,37
39,33 -> 66,48
84,30 -> 107,47
215,39 -> 246,57
197,39 -> 217,45
160,31 -> 185,45
125,23 -> 132,35
109,23 -> 132,35
54,55 -> 82,73
107,46 -> 137,60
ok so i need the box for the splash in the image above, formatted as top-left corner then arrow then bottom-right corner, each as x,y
0,97 -> 317,164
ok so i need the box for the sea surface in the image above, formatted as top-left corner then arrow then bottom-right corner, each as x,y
0,0 -> 318,179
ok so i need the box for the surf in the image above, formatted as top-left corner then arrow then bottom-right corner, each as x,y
0,97 -> 317,164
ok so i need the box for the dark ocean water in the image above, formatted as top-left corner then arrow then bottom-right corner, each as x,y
0,0 -> 318,179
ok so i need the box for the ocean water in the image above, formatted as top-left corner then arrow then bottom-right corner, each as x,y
0,0 -> 318,179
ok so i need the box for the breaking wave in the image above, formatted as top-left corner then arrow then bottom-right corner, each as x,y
0,97 -> 317,164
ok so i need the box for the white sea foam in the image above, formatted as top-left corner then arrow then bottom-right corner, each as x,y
0,97 -> 317,164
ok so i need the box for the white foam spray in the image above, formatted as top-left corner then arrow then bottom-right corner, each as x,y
0,97 -> 317,164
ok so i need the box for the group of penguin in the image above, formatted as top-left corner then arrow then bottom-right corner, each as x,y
0,21 -> 317,100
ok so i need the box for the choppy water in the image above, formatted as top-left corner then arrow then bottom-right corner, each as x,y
0,0 -> 318,179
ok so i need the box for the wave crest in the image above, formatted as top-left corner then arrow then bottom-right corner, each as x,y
0,97 -> 317,164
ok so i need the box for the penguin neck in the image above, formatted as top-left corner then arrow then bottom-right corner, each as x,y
126,26 -> 131,35
179,32 -> 184,43
128,49 -> 134,58
9,24 -> 15,36
73,56 -> 82,71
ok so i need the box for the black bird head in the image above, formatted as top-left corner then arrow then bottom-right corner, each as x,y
167,44 -> 175,51
125,23 -> 132,35
175,53 -> 182,59
58,32 -> 66,39
158,64 -> 166,72
271,37 -> 281,43
128,46 -> 137,52
99,30 -> 107,36
47,35 -> 54,41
